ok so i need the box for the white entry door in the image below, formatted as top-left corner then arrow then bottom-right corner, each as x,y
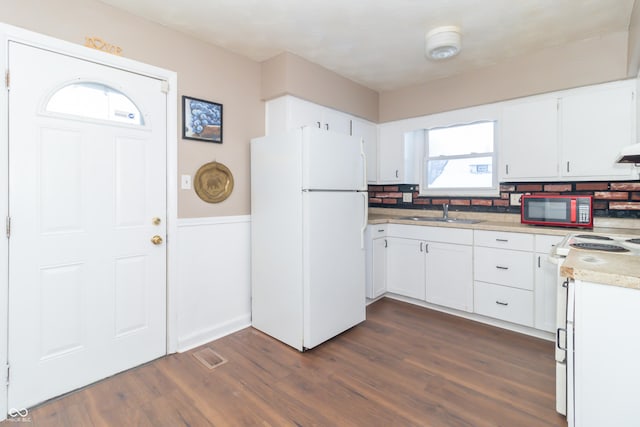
7,42 -> 167,409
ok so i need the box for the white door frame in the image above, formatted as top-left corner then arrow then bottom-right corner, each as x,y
0,23 -> 179,420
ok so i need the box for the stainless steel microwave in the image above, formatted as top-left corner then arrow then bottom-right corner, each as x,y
521,195 -> 593,228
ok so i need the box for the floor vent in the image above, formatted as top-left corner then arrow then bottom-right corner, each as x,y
193,347 -> 227,370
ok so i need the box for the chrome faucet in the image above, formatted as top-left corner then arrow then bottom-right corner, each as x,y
442,203 -> 449,220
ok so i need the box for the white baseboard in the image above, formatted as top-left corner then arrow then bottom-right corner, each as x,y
177,314 -> 251,352
382,294 -> 555,342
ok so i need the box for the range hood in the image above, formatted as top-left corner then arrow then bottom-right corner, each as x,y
616,143 -> 640,164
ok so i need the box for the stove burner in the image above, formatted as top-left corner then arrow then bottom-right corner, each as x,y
626,238 -> 640,245
570,242 -> 630,252
574,234 -> 613,241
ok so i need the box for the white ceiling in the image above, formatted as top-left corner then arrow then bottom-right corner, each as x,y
99,0 -> 635,91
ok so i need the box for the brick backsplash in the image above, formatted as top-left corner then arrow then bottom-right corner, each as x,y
368,181 -> 640,218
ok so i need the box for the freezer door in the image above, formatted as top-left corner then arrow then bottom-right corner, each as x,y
302,191 -> 367,349
301,127 -> 366,191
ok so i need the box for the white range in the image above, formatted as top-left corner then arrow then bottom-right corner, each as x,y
553,232 -> 640,424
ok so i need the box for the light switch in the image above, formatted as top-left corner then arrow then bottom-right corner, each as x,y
510,193 -> 523,206
181,174 -> 192,190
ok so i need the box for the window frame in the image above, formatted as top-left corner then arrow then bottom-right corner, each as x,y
419,119 -> 499,197
42,80 -> 147,128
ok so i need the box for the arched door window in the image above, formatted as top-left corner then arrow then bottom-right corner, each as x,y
45,81 -> 144,125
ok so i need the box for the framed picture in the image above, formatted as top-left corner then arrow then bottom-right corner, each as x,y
182,96 -> 223,143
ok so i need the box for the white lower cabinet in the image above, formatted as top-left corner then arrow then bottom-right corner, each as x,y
474,247 -> 534,290
386,237 -> 425,300
425,242 -> 473,312
371,237 -> 387,298
365,225 -> 387,299
385,225 -> 473,310
474,281 -> 534,326
473,230 -> 535,327
534,235 -> 564,332
366,224 -> 564,333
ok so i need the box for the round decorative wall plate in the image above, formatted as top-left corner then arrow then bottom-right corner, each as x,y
193,161 -> 234,203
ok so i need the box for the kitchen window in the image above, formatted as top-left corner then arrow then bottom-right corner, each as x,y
420,121 -> 498,197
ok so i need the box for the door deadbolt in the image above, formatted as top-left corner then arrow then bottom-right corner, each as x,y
152,217 -> 161,225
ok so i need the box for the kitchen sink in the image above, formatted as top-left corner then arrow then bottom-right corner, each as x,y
397,216 -> 483,224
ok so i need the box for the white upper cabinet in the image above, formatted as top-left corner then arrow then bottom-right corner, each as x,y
377,121 -> 422,184
560,81 -> 635,178
500,79 -> 637,182
321,106 -> 351,135
265,95 -> 377,182
501,97 -> 559,180
377,121 -> 407,183
351,117 -> 378,183
265,95 -> 351,135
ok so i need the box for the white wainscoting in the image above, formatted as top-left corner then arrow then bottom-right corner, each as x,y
176,215 -> 251,352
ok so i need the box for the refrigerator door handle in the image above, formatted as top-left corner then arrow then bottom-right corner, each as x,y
360,139 -> 367,190
360,192 -> 368,249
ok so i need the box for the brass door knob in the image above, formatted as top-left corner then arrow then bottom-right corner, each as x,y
152,217 -> 161,225
151,235 -> 163,245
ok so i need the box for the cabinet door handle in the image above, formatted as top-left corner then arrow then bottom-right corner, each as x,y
495,300 -> 509,306
496,238 -> 508,242
325,123 -> 329,130
556,328 -> 567,351
384,239 -> 387,248
566,161 -> 570,173
316,121 -> 321,128
395,169 -> 399,178
496,266 -> 509,270
420,242 -> 423,252
505,164 -> 509,175
538,255 -> 541,268
349,120 -> 353,136
377,229 -> 384,232
425,243 -> 429,253
562,278 -> 569,288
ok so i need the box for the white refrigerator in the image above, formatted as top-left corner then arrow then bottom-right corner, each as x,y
250,126 -> 368,351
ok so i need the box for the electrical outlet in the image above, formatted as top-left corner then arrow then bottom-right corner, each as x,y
510,193 -> 523,206
181,174 -> 192,190
402,193 -> 412,203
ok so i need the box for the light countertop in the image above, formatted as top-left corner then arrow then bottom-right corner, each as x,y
369,208 -> 640,237
560,250 -> 640,290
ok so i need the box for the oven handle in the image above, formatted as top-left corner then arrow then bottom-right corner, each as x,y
556,327 -> 567,351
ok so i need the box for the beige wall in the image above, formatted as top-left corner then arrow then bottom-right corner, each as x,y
629,0 -> 640,77
380,31 -> 630,122
0,0 -> 264,217
261,52 -> 379,122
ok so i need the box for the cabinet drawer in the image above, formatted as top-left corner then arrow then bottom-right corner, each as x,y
474,230 -> 533,251
474,247 -> 534,290
474,281 -> 534,327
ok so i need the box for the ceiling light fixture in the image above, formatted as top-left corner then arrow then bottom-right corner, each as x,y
426,26 -> 461,60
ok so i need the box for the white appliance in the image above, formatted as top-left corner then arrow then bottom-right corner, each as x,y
250,126 -> 368,351
553,233 -> 640,422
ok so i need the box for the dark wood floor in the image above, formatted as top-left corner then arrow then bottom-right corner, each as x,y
4,298 -> 567,426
